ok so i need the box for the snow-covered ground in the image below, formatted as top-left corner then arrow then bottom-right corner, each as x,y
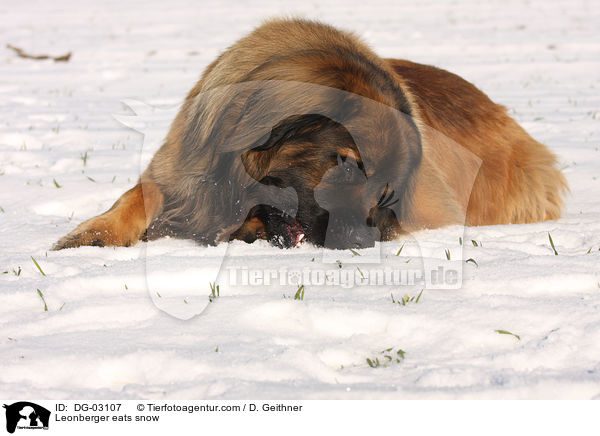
1,0 -> 599,399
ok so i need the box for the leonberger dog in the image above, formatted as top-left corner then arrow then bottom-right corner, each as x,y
54,18 -> 568,251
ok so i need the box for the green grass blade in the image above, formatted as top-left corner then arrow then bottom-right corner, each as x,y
356,266 -> 364,279
548,232 -> 558,255
395,243 -> 405,256
495,329 -> 520,340
415,289 -> 424,303
31,256 -> 46,276
36,289 -> 48,311
465,258 -> 478,267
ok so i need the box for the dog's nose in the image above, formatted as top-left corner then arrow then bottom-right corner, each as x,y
347,226 -> 375,248
324,216 -> 376,249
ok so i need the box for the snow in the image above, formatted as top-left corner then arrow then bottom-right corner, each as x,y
1,0 -> 600,399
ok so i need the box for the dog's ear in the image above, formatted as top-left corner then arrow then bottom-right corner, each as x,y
241,114 -> 333,183
250,114 -> 332,151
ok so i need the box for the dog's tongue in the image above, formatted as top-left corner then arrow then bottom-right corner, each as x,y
285,221 -> 306,247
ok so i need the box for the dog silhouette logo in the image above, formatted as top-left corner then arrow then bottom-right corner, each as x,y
3,402 -> 50,433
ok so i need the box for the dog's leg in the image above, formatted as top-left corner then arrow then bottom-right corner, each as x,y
53,181 -> 164,249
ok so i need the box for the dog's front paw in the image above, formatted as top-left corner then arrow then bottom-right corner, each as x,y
53,214 -> 142,250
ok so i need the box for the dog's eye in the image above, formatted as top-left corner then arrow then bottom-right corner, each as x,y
335,154 -> 363,183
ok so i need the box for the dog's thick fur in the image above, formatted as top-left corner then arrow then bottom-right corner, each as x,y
54,18 -> 568,250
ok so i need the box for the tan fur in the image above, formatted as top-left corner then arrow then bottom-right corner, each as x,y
388,59 -> 568,226
54,181 -> 163,249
